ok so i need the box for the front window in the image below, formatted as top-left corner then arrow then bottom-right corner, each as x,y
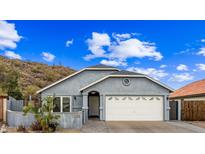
52,96 -> 71,112
53,97 -> 61,112
63,97 -> 70,112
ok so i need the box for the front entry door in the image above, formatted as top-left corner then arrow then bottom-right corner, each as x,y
88,96 -> 99,117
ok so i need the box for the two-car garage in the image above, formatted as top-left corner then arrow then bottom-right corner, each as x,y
105,96 -> 164,121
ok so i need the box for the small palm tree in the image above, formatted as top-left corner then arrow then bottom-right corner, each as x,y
23,97 -> 60,132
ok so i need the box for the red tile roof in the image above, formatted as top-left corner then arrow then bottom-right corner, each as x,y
170,79 -> 205,99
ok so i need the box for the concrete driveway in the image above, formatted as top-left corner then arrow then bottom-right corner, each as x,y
81,120 -> 205,133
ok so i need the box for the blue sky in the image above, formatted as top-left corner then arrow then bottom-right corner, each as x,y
1,20 -> 205,89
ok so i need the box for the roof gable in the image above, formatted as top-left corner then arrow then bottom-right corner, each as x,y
36,65 -> 119,94
80,73 -> 174,92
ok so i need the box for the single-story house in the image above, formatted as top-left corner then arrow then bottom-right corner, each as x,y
37,64 -> 174,123
169,79 -> 205,121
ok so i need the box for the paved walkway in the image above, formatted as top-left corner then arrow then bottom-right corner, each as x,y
80,120 -> 205,133
81,119 -> 109,133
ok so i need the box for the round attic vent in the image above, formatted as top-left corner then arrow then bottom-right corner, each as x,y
122,78 -> 130,86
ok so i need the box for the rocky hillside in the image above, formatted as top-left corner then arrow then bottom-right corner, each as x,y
0,56 -> 75,98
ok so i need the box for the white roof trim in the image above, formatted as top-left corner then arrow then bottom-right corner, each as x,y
36,67 -> 119,94
86,68 -> 120,70
80,74 -> 174,92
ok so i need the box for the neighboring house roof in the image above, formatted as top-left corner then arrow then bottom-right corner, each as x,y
36,65 -> 119,94
80,70 -> 174,92
170,79 -> 205,99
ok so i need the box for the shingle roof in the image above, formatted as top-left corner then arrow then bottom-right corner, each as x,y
87,64 -> 117,69
170,79 -> 205,99
111,70 -> 143,76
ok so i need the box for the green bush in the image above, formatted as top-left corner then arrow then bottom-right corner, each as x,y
1,70 -> 23,100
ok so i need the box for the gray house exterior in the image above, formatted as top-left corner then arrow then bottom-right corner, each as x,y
37,64 -> 174,125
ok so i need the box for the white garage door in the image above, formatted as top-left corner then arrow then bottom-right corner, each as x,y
105,96 -> 163,121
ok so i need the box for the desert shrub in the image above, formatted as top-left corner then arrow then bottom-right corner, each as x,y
16,125 -> 27,133
30,121 -> 42,131
23,85 -> 40,100
31,66 -> 42,74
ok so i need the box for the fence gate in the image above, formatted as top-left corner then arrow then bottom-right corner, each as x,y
170,101 -> 178,120
181,101 -> 205,121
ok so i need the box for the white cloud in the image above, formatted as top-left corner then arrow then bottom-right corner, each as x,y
0,20 -> 22,50
176,64 -> 188,71
66,39 -> 73,47
197,47 -> 205,56
175,48 -> 195,55
170,73 -> 193,82
127,67 -> 168,80
84,32 -> 110,60
109,39 -> 162,61
196,63 -> 205,71
112,33 -> 131,41
4,51 -> 22,59
41,52 -> 55,62
160,64 -> 167,68
201,39 -> 205,42
84,32 -> 163,65
100,59 -> 127,67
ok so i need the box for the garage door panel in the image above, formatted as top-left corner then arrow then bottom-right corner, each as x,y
106,96 -> 163,121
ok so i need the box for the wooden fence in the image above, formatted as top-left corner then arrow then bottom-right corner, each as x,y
0,96 -> 7,122
181,100 -> 205,121
0,97 -> 4,121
